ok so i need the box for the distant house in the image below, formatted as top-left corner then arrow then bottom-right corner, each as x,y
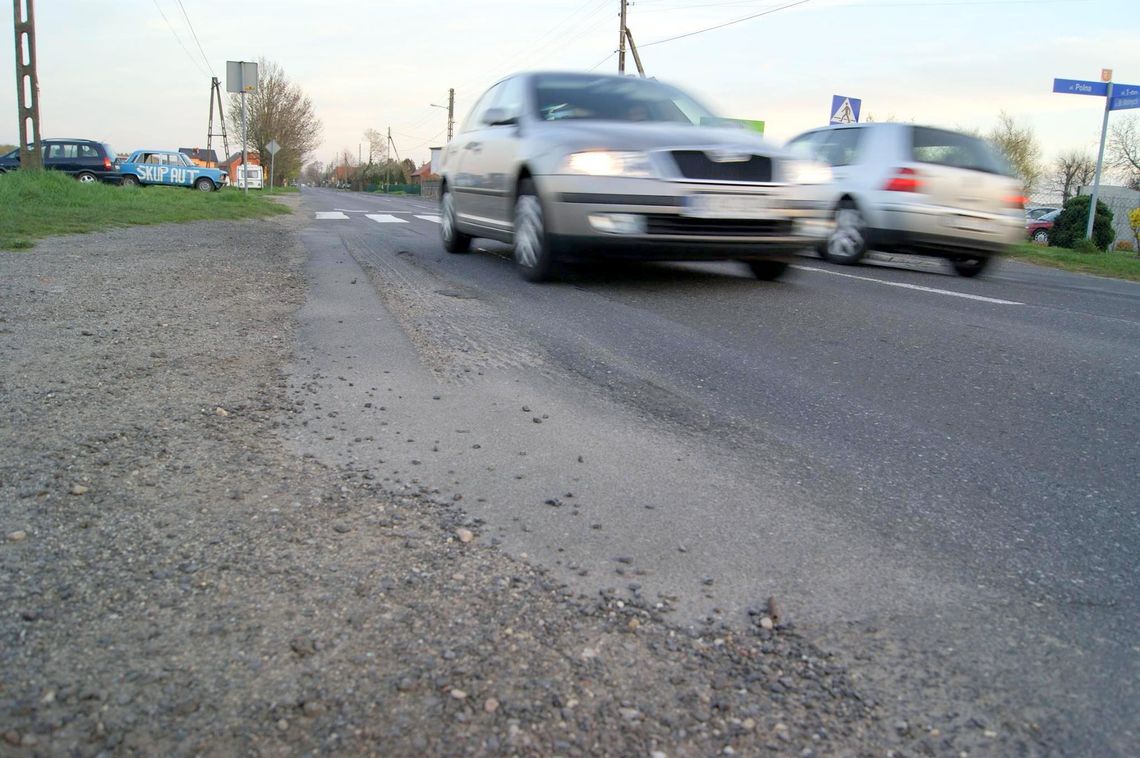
179,147 -> 220,168
410,161 -> 435,185
219,151 -> 261,178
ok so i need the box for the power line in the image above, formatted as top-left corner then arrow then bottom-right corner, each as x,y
588,51 -> 617,71
175,0 -> 215,77
641,0 -> 812,47
151,0 -> 209,76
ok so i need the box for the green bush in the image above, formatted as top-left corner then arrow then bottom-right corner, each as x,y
1072,238 -> 1101,254
1050,195 -> 1114,250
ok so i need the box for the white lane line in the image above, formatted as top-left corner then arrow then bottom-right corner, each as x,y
792,265 -> 1024,305
333,209 -> 370,213
315,211 -> 349,220
366,214 -> 409,224
415,215 -> 442,224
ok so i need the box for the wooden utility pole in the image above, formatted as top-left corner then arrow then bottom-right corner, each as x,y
12,0 -> 42,169
447,87 -> 455,142
617,0 -> 628,75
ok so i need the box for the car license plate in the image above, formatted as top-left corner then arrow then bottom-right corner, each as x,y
949,215 -> 992,233
684,194 -> 775,219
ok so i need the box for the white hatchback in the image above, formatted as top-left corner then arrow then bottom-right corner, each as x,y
786,123 -> 1025,277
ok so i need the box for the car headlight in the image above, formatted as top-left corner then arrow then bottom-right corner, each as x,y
561,150 -> 656,178
784,160 -> 832,185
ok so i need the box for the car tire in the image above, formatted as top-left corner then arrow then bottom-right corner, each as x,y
195,178 -> 215,192
441,186 -> 471,254
513,179 -> 557,282
121,175 -> 140,187
1032,229 -> 1048,245
745,260 -> 790,281
823,201 -> 867,265
75,172 -> 97,184
950,255 -> 990,278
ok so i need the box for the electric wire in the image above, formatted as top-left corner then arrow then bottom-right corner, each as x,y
175,0 -> 216,77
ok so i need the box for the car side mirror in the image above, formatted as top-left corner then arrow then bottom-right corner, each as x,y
484,107 -> 518,127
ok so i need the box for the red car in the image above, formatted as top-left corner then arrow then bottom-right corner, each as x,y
1026,209 -> 1060,244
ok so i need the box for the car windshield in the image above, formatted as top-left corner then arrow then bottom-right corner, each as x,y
910,126 -> 1011,175
532,74 -> 717,125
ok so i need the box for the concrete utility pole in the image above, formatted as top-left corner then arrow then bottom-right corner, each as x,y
617,0 -> 628,75
12,0 -> 43,169
447,87 -> 455,142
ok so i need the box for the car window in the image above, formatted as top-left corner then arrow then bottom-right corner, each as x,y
531,73 -> 717,125
460,83 -> 503,133
490,76 -> 526,124
144,153 -> 162,165
816,128 -> 862,167
176,154 -> 193,166
910,126 -> 1009,175
48,143 -> 79,159
786,131 -> 825,160
78,144 -> 99,159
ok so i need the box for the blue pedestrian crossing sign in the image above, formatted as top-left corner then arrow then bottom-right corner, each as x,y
830,95 -> 861,124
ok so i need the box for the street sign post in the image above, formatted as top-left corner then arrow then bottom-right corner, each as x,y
265,139 -> 280,191
227,61 -> 259,195
829,95 -> 861,125
1052,72 -> 1139,240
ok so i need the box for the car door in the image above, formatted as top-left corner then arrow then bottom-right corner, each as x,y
449,82 -> 505,230
46,142 -> 80,175
471,75 -> 528,229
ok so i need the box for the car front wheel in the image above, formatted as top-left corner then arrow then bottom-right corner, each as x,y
824,201 -> 867,264
75,172 -> 97,184
1032,229 -> 1048,245
513,179 -> 557,282
441,187 -> 471,253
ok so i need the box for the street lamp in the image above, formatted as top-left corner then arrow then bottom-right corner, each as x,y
430,88 -> 455,142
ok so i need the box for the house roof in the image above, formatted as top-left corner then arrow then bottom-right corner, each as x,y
179,147 -> 219,163
411,161 -> 432,178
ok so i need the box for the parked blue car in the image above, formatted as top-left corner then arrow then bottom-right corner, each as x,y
119,150 -> 228,191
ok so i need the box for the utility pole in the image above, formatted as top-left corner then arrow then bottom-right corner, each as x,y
206,76 -> 230,164
385,126 -> 391,193
12,0 -> 43,169
617,0 -> 628,75
447,87 -> 455,142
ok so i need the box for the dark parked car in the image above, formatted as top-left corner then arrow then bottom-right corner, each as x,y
0,138 -> 121,184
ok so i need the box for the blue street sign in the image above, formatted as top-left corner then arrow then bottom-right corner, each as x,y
1052,78 -> 1108,97
1109,83 -> 1140,111
829,95 -> 861,125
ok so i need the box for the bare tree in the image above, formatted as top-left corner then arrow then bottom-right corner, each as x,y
363,129 -> 385,165
1050,150 -> 1097,202
229,59 -> 322,186
988,111 -> 1042,197
1107,116 -> 1140,190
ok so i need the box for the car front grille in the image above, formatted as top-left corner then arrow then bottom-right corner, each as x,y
645,215 -> 794,237
670,151 -> 773,183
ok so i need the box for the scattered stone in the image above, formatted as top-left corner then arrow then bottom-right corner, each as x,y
3,731 -> 20,747
276,719 -> 289,731
456,528 -> 474,543
6,530 -> 26,543
450,688 -> 467,700
302,701 -> 325,717
759,617 -> 774,631
214,406 -> 229,417
70,483 -> 89,495
484,698 -> 500,714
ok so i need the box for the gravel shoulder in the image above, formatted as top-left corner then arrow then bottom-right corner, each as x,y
0,202 -> 980,756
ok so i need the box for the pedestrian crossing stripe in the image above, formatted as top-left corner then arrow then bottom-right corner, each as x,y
415,215 -> 442,224
315,211 -> 349,220
366,214 -> 408,224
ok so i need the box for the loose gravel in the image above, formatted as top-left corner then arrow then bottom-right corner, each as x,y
1,203 -> 964,756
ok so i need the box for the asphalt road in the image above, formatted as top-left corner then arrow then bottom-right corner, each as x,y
288,187 -> 1138,754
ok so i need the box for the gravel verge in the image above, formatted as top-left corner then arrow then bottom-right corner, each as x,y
1,203 -> 923,756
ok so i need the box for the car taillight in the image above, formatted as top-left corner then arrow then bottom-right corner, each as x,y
103,157 -> 113,170
883,167 -> 921,192
1005,194 -> 1027,208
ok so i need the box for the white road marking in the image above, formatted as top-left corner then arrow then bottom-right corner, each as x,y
792,265 -> 1024,305
366,214 -> 408,224
333,209 -> 370,213
415,215 -> 442,224
315,211 -> 349,220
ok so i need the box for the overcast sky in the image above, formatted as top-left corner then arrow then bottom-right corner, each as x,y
2,0 -> 1134,180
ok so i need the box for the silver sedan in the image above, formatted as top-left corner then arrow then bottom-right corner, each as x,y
438,72 -> 833,282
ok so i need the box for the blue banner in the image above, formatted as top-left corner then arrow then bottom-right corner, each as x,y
1109,83 -> 1140,111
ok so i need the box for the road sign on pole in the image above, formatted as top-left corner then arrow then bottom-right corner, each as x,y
830,95 -> 860,125
1052,72 -> 1136,241
227,61 -> 258,196
266,139 -> 280,190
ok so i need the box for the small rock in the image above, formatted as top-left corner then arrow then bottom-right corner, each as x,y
302,701 -> 325,717
742,718 -> 756,731
759,616 -> 774,631
983,729 -> 998,738
627,618 -> 640,632
276,719 -> 288,731
333,523 -> 351,534
450,688 -> 467,700
484,698 -> 499,714
19,734 -> 37,747
214,406 -> 229,417
6,530 -> 26,543
3,732 -> 20,747
70,484 -> 89,495
456,528 -> 474,543
532,417 -> 542,424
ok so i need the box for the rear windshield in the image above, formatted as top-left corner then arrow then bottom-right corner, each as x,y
102,143 -> 116,161
910,127 -> 1010,175
532,74 -> 717,125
